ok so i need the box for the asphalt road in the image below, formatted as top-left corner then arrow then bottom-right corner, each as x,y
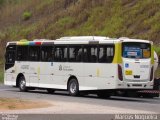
0,84 -> 160,114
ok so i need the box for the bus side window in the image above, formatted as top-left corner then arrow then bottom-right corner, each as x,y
83,46 -> 97,63
69,46 -> 82,62
41,46 -> 54,62
107,47 -> 114,63
54,46 -> 67,62
76,48 -> 83,62
90,47 -> 97,62
83,48 -> 89,62
99,45 -> 114,63
17,46 -> 28,61
29,46 -> 40,61
6,51 -> 15,64
99,47 -> 106,62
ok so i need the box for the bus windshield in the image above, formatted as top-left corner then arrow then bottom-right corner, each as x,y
122,42 -> 151,59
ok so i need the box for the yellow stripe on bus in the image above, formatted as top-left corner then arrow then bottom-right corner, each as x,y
112,43 -> 122,64
17,41 -> 29,45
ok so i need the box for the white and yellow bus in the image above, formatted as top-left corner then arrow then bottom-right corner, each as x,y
4,36 -> 155,97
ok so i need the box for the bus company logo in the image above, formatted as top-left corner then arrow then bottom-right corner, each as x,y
21,65 -> 29,70
59,65 -> 62,71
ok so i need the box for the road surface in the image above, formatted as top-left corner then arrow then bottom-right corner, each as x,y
0,84 -> 160,114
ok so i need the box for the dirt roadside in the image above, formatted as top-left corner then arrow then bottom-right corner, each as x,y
0,98 -> 51,110
0,98 -> 157,114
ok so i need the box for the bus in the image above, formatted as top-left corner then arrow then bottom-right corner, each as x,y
4,36 -> 155,98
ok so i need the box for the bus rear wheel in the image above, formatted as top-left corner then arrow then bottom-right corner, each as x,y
68,78 -> 79,96
19,76 -> 27,92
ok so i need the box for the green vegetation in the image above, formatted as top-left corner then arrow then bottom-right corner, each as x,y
0,0 -> 160,42
0,67 -> 4,83
0,0 -> 4,5
0,0 -> 160,81
22,11 -> 32,21
154,45 -> 160,55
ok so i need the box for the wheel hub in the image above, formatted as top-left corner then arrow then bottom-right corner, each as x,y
70,82 -> 76,93
20,80 -> 26,89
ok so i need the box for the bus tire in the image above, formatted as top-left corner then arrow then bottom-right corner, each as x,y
68,78 -> 79,96
19,76 -> 27,92
47,89 -> 55,94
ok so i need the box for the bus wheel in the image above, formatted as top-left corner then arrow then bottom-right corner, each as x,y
19,76 -> 27,92
47,89 -> 55,94
68,78 -> 79,96
97,91 -> 110,99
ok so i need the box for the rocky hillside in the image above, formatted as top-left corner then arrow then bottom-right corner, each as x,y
0,0 -> 160,48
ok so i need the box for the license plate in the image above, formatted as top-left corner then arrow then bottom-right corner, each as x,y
125,70 -> 132,75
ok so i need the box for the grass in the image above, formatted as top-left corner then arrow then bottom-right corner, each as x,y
35,0 -> 55,11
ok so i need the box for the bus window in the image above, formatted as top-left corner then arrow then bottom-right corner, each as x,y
29,46 -> 40,61
83,46 -> 98,63
6,45 -> 16,51
69,46 -> 83,62
122,42 -> 151,59
17,46 -> 28,61
41,46 -> 54,62
5,45 -> 16,70
6,51 -> 15,64
99,45 -> 114,63
54,46 -> 68,62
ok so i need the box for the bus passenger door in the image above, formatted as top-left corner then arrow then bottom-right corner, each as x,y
4,45 -> 16,85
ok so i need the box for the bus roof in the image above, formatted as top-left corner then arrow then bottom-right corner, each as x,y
56,36 -> 110,41
6,36 -> 152,46
119,37 -> 152,44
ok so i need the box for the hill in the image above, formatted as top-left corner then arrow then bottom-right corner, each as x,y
0,0 -> 160,81
1,0 -> 160,40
